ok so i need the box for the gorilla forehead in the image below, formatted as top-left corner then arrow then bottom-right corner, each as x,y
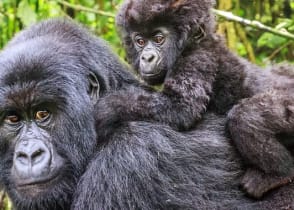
3,37 -> 90,85
118,0 -> 214,26
0,39 -> 85,82
0,39 -> 85,111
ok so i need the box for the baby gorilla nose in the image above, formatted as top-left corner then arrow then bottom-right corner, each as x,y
141,52 -> 155,63
140,51 -> 161,75
13,139 -> 51,180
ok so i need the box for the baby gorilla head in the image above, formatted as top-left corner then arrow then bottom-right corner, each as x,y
0,19 -> 124,209
116,0 -> 215,85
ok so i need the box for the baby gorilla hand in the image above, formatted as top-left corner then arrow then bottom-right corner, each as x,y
241,168 -> 294,199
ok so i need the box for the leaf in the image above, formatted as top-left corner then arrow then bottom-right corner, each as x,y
17,0 -> 37,27
257,32 -> 287,49
275,19 -> 294,30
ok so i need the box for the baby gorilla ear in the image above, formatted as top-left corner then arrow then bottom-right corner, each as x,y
88,71 -> 100,104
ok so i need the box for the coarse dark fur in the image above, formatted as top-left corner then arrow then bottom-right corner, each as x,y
73,112 -> 294,210
92,0 -> 294,197
227,90 -> 294,198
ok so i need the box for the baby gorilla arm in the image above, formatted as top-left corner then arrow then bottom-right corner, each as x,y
95,54 -> 216,132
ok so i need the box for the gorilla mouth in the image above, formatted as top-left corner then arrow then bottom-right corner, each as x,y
141,68 -> 167,85
16,173 -> 61,195
140,65 -> 166,79
141,70 -> 163,78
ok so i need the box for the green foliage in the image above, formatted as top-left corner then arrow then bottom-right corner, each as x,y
1,0 -> 293,64
217,0 -> 294,65
17,0 -> 37,27
0,0 -> 124,57
257,33 -> 287,49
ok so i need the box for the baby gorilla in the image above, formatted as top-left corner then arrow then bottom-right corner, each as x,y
95,0 -> 294,198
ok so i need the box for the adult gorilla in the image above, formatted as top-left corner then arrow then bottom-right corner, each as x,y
0,19 -> 136,209
0,19 -> 293,210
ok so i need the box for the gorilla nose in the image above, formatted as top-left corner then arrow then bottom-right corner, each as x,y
141,52 -> 155,63
13,140 -> 51,179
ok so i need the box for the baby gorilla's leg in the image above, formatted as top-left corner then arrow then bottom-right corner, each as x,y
227,90 -> 294,198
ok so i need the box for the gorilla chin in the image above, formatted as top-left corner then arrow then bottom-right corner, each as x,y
139,59 -> 167,85
140,66 -> 167,85
16,177 -> 60,198
14,168 -> 64,198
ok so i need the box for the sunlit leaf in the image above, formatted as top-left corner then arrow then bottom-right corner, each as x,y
17,0 -> 37,27
257,32 -> 287,49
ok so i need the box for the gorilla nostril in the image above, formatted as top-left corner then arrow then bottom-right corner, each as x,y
32,149 -> 44,160
16,151 -> 29,161
147,55 -> 155,62
142,54 -> 155,63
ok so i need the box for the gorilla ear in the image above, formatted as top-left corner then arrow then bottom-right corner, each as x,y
88,72 -> 100,104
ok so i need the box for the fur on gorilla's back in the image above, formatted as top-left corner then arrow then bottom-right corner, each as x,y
74,112 -> 294,209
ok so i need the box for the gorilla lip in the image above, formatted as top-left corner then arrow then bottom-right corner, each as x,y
141,71 -> 162,78
16,172 -> 60,188
141,69 -> 166,81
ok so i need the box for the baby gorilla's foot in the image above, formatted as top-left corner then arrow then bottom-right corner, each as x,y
241,168 -> 294,199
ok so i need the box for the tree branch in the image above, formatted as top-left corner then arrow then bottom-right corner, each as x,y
54,0 -> 115,18
51,2 -> 294,41
212,9 -> 294,40
266,41 -> 292,61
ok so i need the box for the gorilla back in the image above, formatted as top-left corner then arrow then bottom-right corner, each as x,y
0,19 -> 136,210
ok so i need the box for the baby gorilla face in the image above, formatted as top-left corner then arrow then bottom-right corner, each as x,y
130,27 -> 179,85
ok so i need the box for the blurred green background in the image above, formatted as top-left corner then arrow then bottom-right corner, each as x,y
0,0 -> 293,209
0,0 -> 293,65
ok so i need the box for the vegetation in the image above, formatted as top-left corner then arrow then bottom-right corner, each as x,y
0,0 -> 293,209
216,0 -> 294,64
0,0 -> 293,64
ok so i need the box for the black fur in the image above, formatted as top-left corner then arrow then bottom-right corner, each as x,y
92,0 -> 294,197
73,112 -> 294,210
227,89 -> 294,198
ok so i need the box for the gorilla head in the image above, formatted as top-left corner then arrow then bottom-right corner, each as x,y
116,0 -> 215,85
0,19 -> 135,209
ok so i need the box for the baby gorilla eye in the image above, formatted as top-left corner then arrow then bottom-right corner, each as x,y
153,34 -> 165,45
4,114 -> 20,125
134,35 -> 146,47
35,110 -> 50,122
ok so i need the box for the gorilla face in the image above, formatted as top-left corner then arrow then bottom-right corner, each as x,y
130,26 -> 180,85
0,31 -> 99,209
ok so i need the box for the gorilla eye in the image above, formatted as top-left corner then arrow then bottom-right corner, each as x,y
153,34 -> 165,45
4,114 -> 20,125
135,36 -> 146,47
35,110 -> 50,122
